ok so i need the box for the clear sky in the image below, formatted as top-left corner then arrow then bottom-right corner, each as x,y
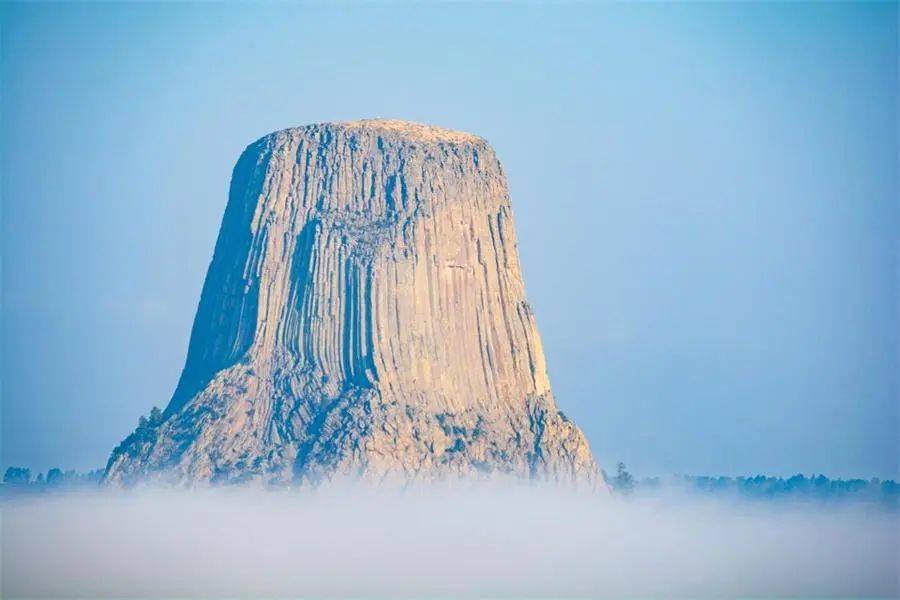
1,2 -> 897,479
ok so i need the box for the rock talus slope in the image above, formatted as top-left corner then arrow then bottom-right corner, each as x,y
105,120 -> 602,487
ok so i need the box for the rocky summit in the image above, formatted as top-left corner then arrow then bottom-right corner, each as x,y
105,119 -> 603,487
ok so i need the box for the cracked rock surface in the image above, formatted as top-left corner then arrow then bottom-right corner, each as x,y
105,120 -> 603,488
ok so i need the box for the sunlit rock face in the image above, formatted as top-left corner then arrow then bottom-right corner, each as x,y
105,120 -> 602,487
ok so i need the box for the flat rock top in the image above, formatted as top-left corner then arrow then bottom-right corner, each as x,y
271,119 -> 483,145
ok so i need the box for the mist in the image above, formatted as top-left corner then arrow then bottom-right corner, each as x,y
2,484 -> 897,598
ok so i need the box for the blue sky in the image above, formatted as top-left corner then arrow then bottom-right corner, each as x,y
2,2 -> 896,478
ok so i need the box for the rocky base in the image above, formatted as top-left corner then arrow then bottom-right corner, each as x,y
106,360 -> 598,487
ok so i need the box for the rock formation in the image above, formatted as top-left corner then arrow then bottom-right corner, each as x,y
105,119 -> 602,487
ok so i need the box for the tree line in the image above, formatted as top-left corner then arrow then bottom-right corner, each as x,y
605,462 -> 898,503
4,459 -> 897,502
3,467 -> 104,487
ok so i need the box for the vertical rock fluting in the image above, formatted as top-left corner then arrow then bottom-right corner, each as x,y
105,120 -> 602,486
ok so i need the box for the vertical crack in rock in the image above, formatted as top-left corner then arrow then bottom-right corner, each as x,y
105,119 -> 604,488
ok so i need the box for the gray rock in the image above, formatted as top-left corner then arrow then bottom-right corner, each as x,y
105,120 -> 604,488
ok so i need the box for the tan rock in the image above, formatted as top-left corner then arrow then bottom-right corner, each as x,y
105,119 -> 604,489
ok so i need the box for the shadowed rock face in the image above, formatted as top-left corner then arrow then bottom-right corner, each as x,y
105,120 -> 602,487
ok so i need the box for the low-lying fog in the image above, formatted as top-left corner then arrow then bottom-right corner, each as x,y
2,484 -> 897,598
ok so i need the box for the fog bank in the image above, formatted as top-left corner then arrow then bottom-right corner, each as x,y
2,485 -> 897,598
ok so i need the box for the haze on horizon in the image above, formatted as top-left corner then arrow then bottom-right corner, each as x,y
1,2 -> 897,479
3,486 -> 898,598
